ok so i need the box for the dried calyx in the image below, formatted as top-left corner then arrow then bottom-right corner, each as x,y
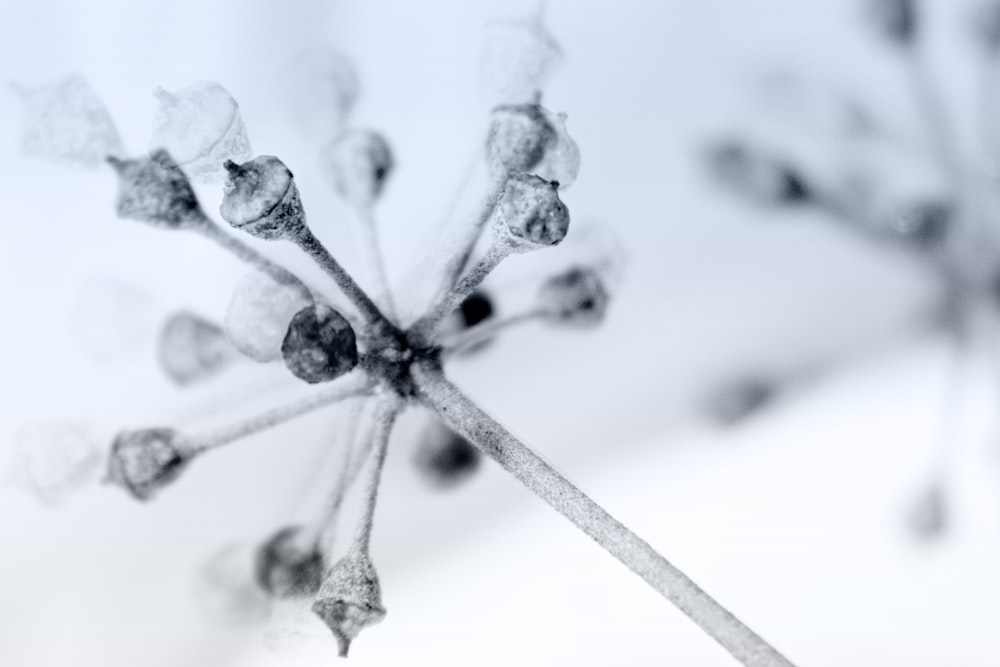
108,149 -> 206,228
221,156 -> 306,240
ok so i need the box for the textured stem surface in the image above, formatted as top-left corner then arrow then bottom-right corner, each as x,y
439,307 -> 547,353
413,361 -> 794,667
351,395 -> 402,553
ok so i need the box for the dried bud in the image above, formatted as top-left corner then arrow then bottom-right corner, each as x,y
539,266 -> 610,328
480,12 -> 562,106
149,81 -> 252,183
888,201 -> 951,247
107,428 -> 190,501
707,141 -> 810,206
11,421 -> 104,506
415,420 -> 482,489
221,156 -> 306,240
311,550 -> 386,657
320,129 -> 394,208
494,173 -> 570,251
255,526 -> 324,599
281,304 -> 359,384
158,311 -> 239,386
868,0 -> 916,47
108,149 -> 205,228
225,271 -> 312,363
11,73 -> 124,167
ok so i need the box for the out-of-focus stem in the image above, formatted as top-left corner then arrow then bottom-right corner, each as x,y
352,206 -> 399,322
413,361 -> 795,667
439,307 -> 548,354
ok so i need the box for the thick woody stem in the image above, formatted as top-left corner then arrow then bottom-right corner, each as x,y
412,360 -> 795,667
184,373 -> 374,453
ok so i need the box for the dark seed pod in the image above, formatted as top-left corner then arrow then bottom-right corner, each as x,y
486,103 -> 556,175
440,290 -> 496,356
281,304 -> 358,384
888,201 -> 950,248
539,266 -> 610,328
320,129 -> 394,208
415,420 -> 482,489
707,141 -> 810,206
868,0 -> 916,47
254,526 -> 324,599
107,149 -> 205,228
311,550 -> 386,657
908,484 -> 946,539
157,311 -> 238,386
707,379 -> 777,426
494,172 -> 570,251
221,156 -> 306,240
107,427 -> 189,501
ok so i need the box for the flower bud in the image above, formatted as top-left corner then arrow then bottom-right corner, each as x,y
11,421 -> 104,506
311,550 -> 386,657
149,81 -> 252,183
255,526 -> 324,599
320,129 -> 394,208
221,156 -> 306,240
868,0 -> 915,47
415,420 -> 482,490
281,304 -> 359,384
107,427 -> 190,501
158,311 -> 239,386
225,271 -> 313,363
108,149 -> 206,228
494,173 -> 570,251
538,266 -> 610,328
12,73 -> 124,167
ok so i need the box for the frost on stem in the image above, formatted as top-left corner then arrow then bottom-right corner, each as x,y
311,549 -> 386,657
108,149 -> 206,228
106,428 -> 190,501
225,270 -> 313,363
158,311 -> 239,386
11,73 -> 124,167
281,304 -> 359,384
11,421 -> 105,506
221,156 -> 306,240
320,129 -> 394,209
150,81 -> 252,183
254,526 -> 325,598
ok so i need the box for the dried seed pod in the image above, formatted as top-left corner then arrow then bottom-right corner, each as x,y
888,200 -> 950,247
281,304 -> 359,384
108,149 -> 206,228
320,129 -> 394,208
11,73 -> 124,167
107,428 -> 190,501
868,0 -> 916,47
221,156 -> 306,240
439,290 -> 496,356
538,266 -> 610,328
158,311 -> 239,386
225,271 -> 313,363
11,421 -> 105,506
486,104 -> 580,188
415,420 -> 482,489
707,141 -> 810,206
311,550 -> 386,657
255,526 -> 324,599
149,81 -> 252,183
283,50 -> 360,141
494,173 -> 570,251
480,12 -> 562,106
194,541 -> 272,626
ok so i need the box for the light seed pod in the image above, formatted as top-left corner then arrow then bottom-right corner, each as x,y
107,428 -> 190,501
149,81 -> 252,183
157,311 -> 240,386
480,13 -> 562,106
486,103 -> 556,175
254,526 -> 324,599
11,421 -> 104,506
221,156 -> 306,240
283,50 -> 360,141
281,304 -> 359,384
538,266 -> 610,328
225,271 -> 313,363
494,173 -> 570,251
311,550 -> 386,657
320,129 -> 394,208
194,542 -> 272,626
108,149 -> 205,228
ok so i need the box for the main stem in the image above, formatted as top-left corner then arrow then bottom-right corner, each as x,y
412,360 -> 794,667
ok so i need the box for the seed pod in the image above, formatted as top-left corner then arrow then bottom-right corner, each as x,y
283,49 -> 360,141
108,149 -> 205,229
157,311 -> 240,386
888,200 -> 950,248
281,304 -> 359,384
868,0 -> 916,47
415,420 -> 482,490
106,427 -> 190,501
194,542 -> 272,626
11,421 -> 104,506
707,141 -> 810,206
480,13 -> 562,106
149,81 -> 252,183
11,73 -> 124,167
486,104 -> 580,188
539,266 -> 610,328
221,156 -> 306,240
311,550 -> 386,657
320,129 -> 394,208
254,526 -> 324,599
440,290 -> 496,356
225,271 -> 313,363
494,173 -> 570,251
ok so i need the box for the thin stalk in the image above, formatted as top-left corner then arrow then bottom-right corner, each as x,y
411,242 -> 509,345
437,148 -> 483,235
293,229 -> 397,338
352,206 -> 399,322
195,219 -> 313,301
412,360 -> 795,667
184,373 -> 374,453
439,307 -> 548,353
349,395 -> 402,554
